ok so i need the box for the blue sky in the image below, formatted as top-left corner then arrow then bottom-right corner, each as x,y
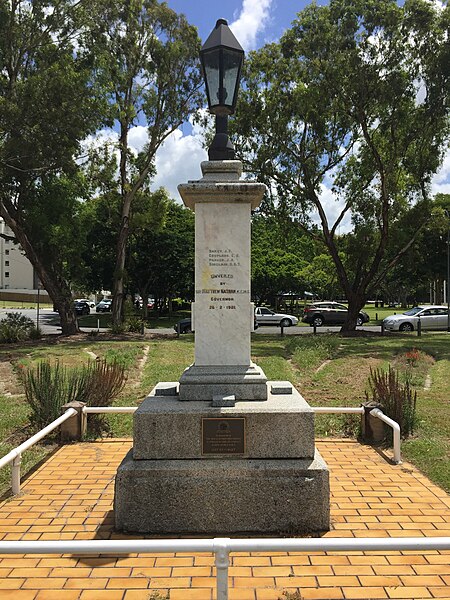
119,0 -> 449,229
164,0 -> 318,52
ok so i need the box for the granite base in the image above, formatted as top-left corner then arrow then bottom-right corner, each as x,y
114,449 -> 330,534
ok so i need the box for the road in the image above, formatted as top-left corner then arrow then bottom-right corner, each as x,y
0,308 -> 383,336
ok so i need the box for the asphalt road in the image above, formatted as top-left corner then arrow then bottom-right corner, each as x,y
0,308 -> 383,336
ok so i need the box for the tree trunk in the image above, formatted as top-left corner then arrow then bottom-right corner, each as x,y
0,201 -> 79,335
341,293 -> 366,333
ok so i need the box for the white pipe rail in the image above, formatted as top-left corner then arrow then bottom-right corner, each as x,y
83,406 -> 137,414
312,407 -> 364,414
0,536 -> 449,600
370,407 -> 402,464
0,408 -> 77,495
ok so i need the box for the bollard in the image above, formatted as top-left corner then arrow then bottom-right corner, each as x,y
313,324 -> 317,335
280,324 -> 284,337
60,402 -> 87,442
375,312 -> 378,322
381,322 -> 385,336
176,322 -> 181,338
417,318 -> 422,337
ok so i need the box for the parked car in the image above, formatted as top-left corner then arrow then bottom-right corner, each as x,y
74,301 -> 90,316
174,318 -> 193,334
173,317 -> 259,334
95,299 -> 112,313
74,298 -> 96,309
302,302 -> 369,327
383,305 -> 450,332
254,306 -> 298,327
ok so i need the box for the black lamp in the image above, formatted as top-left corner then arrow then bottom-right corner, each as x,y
200,19 -> 244,160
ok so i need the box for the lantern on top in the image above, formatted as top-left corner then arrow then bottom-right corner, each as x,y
200,19 -> 244,160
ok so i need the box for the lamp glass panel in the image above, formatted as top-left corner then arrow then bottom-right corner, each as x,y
203,49 -> 220,106
222,49 -> 242,108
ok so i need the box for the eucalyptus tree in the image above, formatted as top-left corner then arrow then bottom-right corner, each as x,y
90,0 -> 202,326
0,0 -> 106,334
234,0 -> 449,330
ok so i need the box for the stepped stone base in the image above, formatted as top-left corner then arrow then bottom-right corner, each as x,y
115,449 -> 330,534
114,381 -> 330,534
133,384 -> 314,460
178,362 -> 268,401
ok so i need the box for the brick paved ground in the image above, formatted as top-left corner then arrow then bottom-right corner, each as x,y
0,439 -> 449,599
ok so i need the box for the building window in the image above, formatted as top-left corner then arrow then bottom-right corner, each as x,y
5,250 -> 9,255
5,272 -> 9,278
5,261 -> 9,266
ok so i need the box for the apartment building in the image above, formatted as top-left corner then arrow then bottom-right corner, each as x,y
0,220 -> 50,301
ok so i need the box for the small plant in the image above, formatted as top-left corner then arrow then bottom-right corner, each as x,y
0,312 -> 37,343
365,365 -> 417,439
278,591 -> 303,600
125,317 -> 145,333
393,347 -> 434,387
21,359 -> 126,434
109,322 -> 126,335
21,361 -> 71,429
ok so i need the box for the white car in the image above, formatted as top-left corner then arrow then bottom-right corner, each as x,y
383,305 -> 449,332
254,306 -> 298,327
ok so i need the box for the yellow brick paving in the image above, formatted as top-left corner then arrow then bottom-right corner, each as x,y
0,439 -> 449,599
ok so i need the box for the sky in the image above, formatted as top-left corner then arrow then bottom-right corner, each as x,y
120,0 -> 450,231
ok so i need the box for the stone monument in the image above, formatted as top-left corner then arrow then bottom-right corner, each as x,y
114,19 -> 330,535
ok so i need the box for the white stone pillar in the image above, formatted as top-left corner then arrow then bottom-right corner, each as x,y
177,160 -> 267,402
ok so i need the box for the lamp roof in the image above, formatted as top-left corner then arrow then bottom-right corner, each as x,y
201,19 -> 244,53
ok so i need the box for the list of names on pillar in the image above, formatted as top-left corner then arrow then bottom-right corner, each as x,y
196,248 -> 249,311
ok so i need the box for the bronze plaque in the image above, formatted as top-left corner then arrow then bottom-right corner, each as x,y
202,417 -> 246,455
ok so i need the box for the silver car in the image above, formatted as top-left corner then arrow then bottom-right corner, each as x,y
383,305 -> 449,332
254,306 -> 298,327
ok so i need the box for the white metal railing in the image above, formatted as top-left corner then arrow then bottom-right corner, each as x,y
83,406 -> 138,413
0,536 -> 449,600
370,407 -> 402,464
0,408 -> 77,495
83,404 -> 402,463
0,405 -> 402,496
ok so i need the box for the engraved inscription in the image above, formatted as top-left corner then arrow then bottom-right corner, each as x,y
202,418 -> 246,455
195,247 -> 249,311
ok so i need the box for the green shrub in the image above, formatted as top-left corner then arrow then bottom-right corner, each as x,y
365,365 -> 417,439
21,359 -> 126,434
21,361 -> 71,430
124,317 -> 145,333
0,312 -> 37,343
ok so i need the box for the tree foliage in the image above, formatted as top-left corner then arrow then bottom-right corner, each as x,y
89,0 -> 202,325
234,0 -> 450,330
0,0 -> 107,334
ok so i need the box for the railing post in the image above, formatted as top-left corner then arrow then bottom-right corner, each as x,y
361,401 -> 385,445
60,402 -> 87,442
12,454 -> 21,495
214,537 -> 230,600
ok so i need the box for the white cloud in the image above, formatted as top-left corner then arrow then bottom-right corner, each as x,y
431,147 -> 450,197
152,126 -> 208,201
229,0 -> 273,51
310,184 -> 353,234
128,126 -> 148,154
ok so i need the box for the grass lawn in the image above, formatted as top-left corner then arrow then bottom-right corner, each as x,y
0,330 -> 449,497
